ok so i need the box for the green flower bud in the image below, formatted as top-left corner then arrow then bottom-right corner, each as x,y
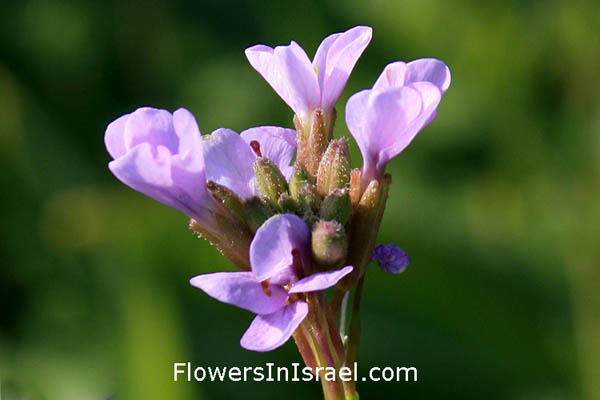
244,196 -> 274,232
253,157 -> 288,207
316,138 -> 351,197
289,164 -> 314,200
206,180 -> 247,225
278,192 -> 299,213
311,220 -> 348,267
298,184 -> 321,213
320,188 -> 351,225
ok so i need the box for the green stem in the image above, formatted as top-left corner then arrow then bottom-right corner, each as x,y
343,276 -> 365,398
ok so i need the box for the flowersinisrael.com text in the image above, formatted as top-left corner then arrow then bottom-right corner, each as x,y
174,362 -> 417,383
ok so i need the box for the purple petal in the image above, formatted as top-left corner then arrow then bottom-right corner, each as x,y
173,108 -> 204,167
313,26 -> 372,111
245,42 -> 320,117
374,59 -> 451,95
201,128 -> 257,200
372,244 -> 410,274
345,86 -> 424,182
373,61 -> 408,90
250,214 -> 310,282
104,113 -> 129,159
123,107 -> 179,154
288,266 -> 353,294
404,58 -> 451,94
240,301 -> 309,352
378,82 -> 441,165
106,107 -> 218,229
190,271 -> 288,314
240,126 -> 296,179
108,143 -> 211,223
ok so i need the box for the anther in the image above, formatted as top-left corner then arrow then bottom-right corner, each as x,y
250,140 -> 262,157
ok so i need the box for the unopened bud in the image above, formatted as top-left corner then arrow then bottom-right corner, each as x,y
349,168 -> 362,206
289,164 -> 314,200
206,181 -> 246,225
298,184 -> 321,213
244,196 -> 274,232
320,188 -> 351,225
278,192 -> 298,213
316,138 -> 350,197
254,157 -> 288,207
294,109 -> 336,176
311,220 -> 348,267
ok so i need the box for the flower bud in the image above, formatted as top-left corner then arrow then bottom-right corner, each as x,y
316,138 -> 351,197
372,244 -> 410,274
298,184 -> 321,213
319,188 -> 351,225
289,164 -> 314,200
278,192 -> 299,213
206,180 -> 246,225
294,108 -> 336,176
349,168 -> 362,207
244,196 -> 274,232
311,220 -> 348,267
253,157 -> 288,208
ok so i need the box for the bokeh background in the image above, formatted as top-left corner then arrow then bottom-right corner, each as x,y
1,0 -> 599,399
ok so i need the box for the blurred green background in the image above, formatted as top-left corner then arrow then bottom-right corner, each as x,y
1,0 -> 599,399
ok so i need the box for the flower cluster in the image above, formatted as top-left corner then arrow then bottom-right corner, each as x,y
104,24 -> 449,397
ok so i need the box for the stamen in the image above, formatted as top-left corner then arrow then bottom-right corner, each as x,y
261,280 -> 272,297
291,249 -> 304,279
249,140 -> 262,157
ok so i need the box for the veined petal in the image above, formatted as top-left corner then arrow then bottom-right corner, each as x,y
289,266 -> 353,294
201,128 -> 257,200
250,214 -> 310,282
314,26 -> 372,111
240,301 -> 309,352
190,272 -> 288,315
245,42 -> 320,117
374,59 -> 451,95
241,126 -> 296,180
